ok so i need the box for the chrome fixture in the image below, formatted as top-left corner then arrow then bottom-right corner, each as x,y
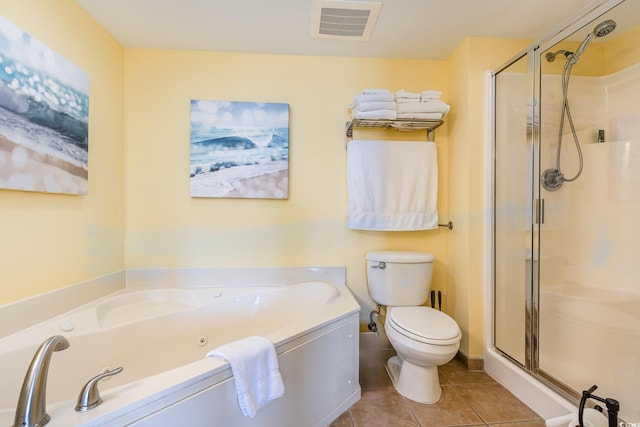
570,20 -> 617,65
76,367 -> 123,411
542,20 -> 616,191
545,49 -> 573,62
13,335 -> 70,427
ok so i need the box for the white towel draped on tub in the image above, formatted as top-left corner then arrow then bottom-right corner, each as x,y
346,140 -> 438,231
207,336 -> 284,417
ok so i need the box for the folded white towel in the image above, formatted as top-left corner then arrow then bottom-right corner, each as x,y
353,93 -> 396,103
397,100 -> 450,114
363,88 -> 391,94
208,336 -> 284,417
421,90 -> 442,98
351,109 -> 397,120
395,89 -> 421,99
347,140 -> 438,230
352,101 -> 396,112
396,98 -> 420,104
396,112 -> 443,120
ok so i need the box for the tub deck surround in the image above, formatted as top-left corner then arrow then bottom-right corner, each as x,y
0,266 -> 361,427
0,271 -> 125,339
125,265 -> 347,289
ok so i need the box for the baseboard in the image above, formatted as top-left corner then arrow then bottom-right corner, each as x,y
456,351 -> 484,371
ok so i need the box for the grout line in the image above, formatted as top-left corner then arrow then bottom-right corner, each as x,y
452,384 -> 490,426
403,395 -> 423,427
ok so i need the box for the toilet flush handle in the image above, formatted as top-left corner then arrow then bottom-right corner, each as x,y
370,261 -> 386,269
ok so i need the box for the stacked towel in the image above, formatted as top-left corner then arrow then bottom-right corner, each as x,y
207,336 -> 285,417
395,89 -> 421,104
349,89 -> 449,120
350,89 -> 397,120
397,89 -> 450,119
421,90 -> 442,101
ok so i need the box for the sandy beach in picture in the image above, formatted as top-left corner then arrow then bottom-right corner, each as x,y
0,133 -> 88,194
190,160 -> 288,198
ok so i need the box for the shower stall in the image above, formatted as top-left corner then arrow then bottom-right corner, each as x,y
491,0 -> 640,422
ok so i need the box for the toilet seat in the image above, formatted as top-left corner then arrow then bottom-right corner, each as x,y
387,307 -> 461,346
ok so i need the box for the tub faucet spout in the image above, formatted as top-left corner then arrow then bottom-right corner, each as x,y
13,335 -> 70,427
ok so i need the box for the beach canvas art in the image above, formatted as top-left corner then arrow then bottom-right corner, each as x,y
0,16 -> 89,195
190,100 -> 289,199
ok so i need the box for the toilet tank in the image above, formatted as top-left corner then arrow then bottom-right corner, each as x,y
366,251 -> 435,306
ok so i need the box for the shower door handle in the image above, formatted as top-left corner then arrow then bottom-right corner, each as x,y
535,198 -> 545,225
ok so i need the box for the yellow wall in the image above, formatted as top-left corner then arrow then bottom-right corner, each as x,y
123,49 -> 450,322
448,37 -> 531,358
0,1 -> 125,304
605,23 -> 640,73
0,2 -> 543,359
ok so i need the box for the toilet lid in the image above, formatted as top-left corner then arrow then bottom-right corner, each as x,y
388,307 -> 461,345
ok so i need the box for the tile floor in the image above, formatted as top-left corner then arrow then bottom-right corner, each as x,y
330,331 -> 546,427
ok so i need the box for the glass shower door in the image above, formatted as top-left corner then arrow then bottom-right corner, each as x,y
493,53 -> 535,367
537,3 -> 640,420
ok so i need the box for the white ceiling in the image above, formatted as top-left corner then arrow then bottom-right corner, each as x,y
75,0 -> 603,60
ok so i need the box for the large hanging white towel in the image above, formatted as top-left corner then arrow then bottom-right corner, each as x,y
347,140 -> 438,231
207,336 -> 284,417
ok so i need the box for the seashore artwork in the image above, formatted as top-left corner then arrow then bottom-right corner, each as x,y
0,16 -> 89,195
189,100 -> 289,199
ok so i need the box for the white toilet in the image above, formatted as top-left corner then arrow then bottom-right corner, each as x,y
366,251 -> 461,404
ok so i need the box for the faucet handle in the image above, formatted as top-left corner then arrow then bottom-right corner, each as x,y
75,367 -> 123,412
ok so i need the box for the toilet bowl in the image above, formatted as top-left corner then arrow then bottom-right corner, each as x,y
384,306 -> 461,403
365,251 -> 462,404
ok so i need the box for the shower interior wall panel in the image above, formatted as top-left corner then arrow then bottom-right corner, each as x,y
538,59 -> 640,423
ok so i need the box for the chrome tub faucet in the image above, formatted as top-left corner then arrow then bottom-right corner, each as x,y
13,335 -> 70,427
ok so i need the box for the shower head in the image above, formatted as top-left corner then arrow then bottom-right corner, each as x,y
594,19 -> 617,37
545,50 -> 574,62
570,19 -> 617,64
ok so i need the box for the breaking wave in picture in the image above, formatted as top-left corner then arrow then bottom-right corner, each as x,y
189,127 -> 288,177
0,16 -> 89,194
189,127 -> 289,199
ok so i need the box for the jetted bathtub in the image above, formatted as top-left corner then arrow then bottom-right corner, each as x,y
0,267 -> 361,426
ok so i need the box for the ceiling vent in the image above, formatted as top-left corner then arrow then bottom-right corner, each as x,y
311,0 -> 382,41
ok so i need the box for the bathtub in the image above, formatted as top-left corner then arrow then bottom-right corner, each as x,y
0,267 -> 361,426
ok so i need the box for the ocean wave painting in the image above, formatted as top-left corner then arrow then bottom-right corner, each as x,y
190,100 -> 289,199
0,16 -> 89,195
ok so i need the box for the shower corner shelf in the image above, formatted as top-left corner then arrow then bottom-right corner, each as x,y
345,118 -> 444,140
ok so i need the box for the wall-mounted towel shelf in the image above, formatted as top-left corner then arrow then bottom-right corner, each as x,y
345,118 -> 444,141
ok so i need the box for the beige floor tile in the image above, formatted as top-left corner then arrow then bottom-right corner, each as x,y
329,410 -> 354,427
439,358 -> 496,386
408,385 -> 485,427
349,388 -> 420,426
359,348 -> 395,389
456,384 -> 542,424
354,334 -> 544,427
